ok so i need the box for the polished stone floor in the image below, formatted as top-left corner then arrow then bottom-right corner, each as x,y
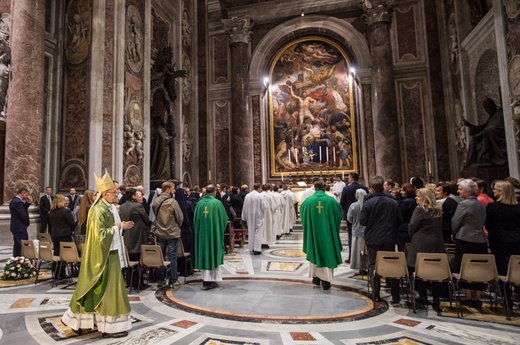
0,229 -> 520,345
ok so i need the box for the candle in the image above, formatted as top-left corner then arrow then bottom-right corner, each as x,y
428,161 -> 432,174
209,170 -> 211,181
281,173 -> 284,182
288,147 -> 291,162
319,149 -> 322,163
326,148 -> 329,162
342,171 -> 344,180
333,147 -> 336,164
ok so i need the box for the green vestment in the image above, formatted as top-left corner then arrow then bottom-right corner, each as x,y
194,195 -> 228,270
68,198 -> 130,318
301,190 -> 343,269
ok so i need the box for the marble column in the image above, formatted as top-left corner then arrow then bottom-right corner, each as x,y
3,0 -> 45,202
363,0 -> 402,180
222,17 -> 253,186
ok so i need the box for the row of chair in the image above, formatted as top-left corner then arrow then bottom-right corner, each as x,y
372,251 -> 520,320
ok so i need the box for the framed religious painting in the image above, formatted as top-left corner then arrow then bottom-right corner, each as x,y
268,36 -> 358,180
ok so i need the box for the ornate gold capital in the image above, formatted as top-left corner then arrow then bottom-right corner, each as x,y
361,0 -> 394,25
222,16 -> 253,44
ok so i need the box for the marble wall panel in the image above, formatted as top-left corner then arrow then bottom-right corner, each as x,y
394,5 -> 418,61
214,100 -> 230,183
363,84 -> 375,179
252,95 -> 261,182
102,0 -> 114,172
197,1 -> 208,183
400,81 -> 426,180
212,34 -> 230,84
63,67 -> 88,163
424,0 -> 449,181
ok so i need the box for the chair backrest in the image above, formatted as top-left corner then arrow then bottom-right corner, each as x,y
73,234 -> 85,252
38,233 -> 52,244
415,252 -> 452,282
177,238 -> 189,258
21,240 -> 38,260
141,245 -> 165,267
506,255 -> 520,285
59,242 -> 80,263
375,251 -> 408,279
38,242 -> 55,262
459,253 -> 498,283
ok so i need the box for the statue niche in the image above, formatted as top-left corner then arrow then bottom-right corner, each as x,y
150,46 -> 186,181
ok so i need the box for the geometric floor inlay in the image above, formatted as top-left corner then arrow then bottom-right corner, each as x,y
158,278 -> 386,324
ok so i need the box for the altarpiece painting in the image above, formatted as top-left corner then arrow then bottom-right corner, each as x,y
268,37 -> 358,180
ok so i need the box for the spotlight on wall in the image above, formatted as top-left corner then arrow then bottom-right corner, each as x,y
301,10 -> 305,17
349,67 -> 356,75
263,77 -> 269,86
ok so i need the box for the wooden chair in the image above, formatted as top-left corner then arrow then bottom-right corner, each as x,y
21,240 -> 39,284
223,221 -> 234,253
499,255 -> 520,320
177,238 -> 192,284
232,217 -> 245,248
58,242 -> 82,284
73,234 -> 85,256
140,245 -> 171,286
373,251 -> 410,306
38,242 -> 61,287
124,247 -> 141,294
452,253 -> 501,317
412,252 -> 456,314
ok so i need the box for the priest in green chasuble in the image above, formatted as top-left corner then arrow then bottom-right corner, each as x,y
194,184 -> 228,290
61,170 -> 135,339
301,179 -> 343,290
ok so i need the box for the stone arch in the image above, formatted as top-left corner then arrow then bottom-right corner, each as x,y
250,15 -> 370,82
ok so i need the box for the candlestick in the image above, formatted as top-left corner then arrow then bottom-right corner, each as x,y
209,170 -> 211,181
342,171 -> 344,180
281,173 -> 284,182
319,149 -> 322,163
326,149 -> 329,162
428,160 -> 432,174
333,147 -> 336,166
288,148 -> 291,163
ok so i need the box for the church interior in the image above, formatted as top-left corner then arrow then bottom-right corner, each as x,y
0,0 -> 520,344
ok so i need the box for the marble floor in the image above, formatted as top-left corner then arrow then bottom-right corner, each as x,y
0,230 -> 519,345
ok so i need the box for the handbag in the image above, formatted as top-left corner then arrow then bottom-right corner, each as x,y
150,197 -> 174,239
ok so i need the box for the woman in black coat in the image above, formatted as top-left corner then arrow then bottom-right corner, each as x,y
407,188 -> 445,310
49,194 -> 76,278
486,180 -> 520,302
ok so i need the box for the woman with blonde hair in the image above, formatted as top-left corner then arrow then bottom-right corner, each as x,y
77,189 -> 95,235
407,188 -> 445,311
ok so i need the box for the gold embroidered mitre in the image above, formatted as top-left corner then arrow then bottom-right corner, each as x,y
94,169 -> 115,193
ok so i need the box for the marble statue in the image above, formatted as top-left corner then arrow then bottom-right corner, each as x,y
464,98 -> 507,167
126,14 -> 142,65
150,110 -> 173,179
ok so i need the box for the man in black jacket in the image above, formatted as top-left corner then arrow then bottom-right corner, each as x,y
39,186 -> 53,233
360,177 -> 402,303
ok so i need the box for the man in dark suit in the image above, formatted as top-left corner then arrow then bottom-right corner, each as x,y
39,186 -> 53,233
9,188 -> 31,257
67,188 -> 80,211
339,172 -> 368,263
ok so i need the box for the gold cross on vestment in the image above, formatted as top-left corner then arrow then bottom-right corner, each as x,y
203,206 -> 209,218
316,201 -> 323,214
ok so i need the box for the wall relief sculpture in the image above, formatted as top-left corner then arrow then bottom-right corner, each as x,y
126,5 -> 143,73
182,53 -> 192,105
0,15 -> 10,121
182,8 -> 192,48
125,100 -> 144,161
65,0 -> 91,65
182,118 -> 192,163
448,14 -> 459,75
151,47 -> 187,103
506,0 -> 520,19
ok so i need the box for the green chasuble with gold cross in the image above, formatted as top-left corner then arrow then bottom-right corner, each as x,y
301,190 -> 343,269
194,194 -> 228,270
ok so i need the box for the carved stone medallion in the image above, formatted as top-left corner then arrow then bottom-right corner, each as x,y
506,0 -> 520,19
128,100 -> 143,131
509,55 -> 520,97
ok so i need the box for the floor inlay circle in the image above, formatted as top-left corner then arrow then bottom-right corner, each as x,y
157,278 -> 387,324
